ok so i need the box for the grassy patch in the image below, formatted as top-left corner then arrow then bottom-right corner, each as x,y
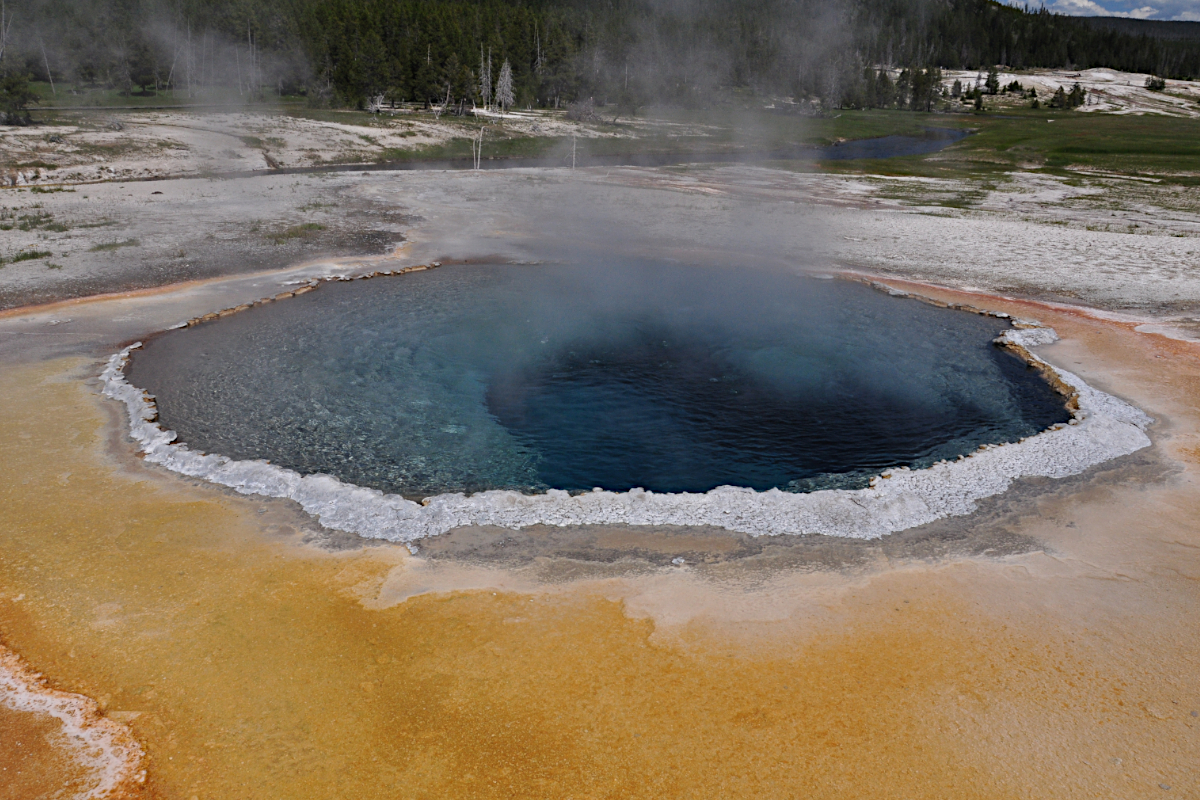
11,161 -> 60,170
29,81 -> 307,109
3,250 -> 54,264
89,238 -> 140,252
241,135 -> 285,149
6,211 -> 64,231
818,109 -> 1200,182
287,108 -> 391,127
30,186 -> 75,194
270,222 -> 325,244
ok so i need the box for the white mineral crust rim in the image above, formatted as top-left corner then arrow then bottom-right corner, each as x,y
0,643 -> 146,798
100,325 -> 1152,543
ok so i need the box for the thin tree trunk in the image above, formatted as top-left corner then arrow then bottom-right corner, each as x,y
0,0 -> 14,64
39,36 -> 55,95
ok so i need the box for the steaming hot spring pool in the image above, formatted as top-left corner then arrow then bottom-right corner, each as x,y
126,261 -> 1072,508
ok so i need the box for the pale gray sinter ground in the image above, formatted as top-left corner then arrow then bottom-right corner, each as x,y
2,165 -> 1200,337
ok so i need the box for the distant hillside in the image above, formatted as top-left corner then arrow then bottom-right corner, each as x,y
5,0 -> 1200,111
1081,17 -> 1200,42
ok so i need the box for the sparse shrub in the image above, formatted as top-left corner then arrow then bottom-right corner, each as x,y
89,239 -> 140,252
566,98 -> 599,122
1145,75 -> 1167,91
0,70 -> 38,126
18,211 -> 54,231
270,223 -> 325,244
11,250 -> 53,262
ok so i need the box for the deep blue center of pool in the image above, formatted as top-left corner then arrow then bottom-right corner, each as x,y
127,262 -> 1070,496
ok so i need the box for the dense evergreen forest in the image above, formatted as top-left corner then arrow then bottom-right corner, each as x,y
3,0 -> 1199,111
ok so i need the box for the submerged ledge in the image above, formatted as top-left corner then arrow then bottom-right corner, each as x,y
101,307 -> 1153,543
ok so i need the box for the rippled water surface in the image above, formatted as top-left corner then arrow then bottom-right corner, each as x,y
128,262 -> 1070,496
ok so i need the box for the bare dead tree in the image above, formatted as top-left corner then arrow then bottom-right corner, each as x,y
479,46 -> 492,111
247,24 -> 257,96
165,13 -> 181,93
471,126 -> 484,169
496,59 -> 514,112
433,83 -> 451,119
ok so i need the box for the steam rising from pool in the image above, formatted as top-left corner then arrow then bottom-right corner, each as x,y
127,262 -> 1071,498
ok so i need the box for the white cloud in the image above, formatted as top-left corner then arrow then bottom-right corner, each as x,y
1045,0 -> 1121,14
1028,0 -> 1200,18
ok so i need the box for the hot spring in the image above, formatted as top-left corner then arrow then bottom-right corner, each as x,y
125,262 -> 1071,502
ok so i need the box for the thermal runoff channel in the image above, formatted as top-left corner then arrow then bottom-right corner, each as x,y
127,263 -> 1070,497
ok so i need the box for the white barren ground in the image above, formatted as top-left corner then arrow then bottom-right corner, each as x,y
940,67 -> 1200,116
0,107 -> 689,186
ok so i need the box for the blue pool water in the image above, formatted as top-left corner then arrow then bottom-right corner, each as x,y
127,262 -> 1070,497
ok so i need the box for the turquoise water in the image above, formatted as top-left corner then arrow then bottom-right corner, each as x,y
127,262 -> 1070,497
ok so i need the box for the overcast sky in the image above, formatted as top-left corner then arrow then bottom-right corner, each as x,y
1009,0 -> 1200,21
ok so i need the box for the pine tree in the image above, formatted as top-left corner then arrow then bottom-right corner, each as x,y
875,70 -> 894,107
0,71 -> 38,123
895,69 -> 911,109
1067,82 -> 1086,108
496,59 -> 514,111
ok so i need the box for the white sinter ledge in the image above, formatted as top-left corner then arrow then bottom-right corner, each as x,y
101,324 -> 1152,543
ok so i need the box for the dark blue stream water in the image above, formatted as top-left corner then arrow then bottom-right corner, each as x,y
127,262 -> 1069,497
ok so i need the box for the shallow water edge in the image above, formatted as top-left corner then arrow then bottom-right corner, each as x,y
0,640 -> 146,799
98,272 -> 1154,544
